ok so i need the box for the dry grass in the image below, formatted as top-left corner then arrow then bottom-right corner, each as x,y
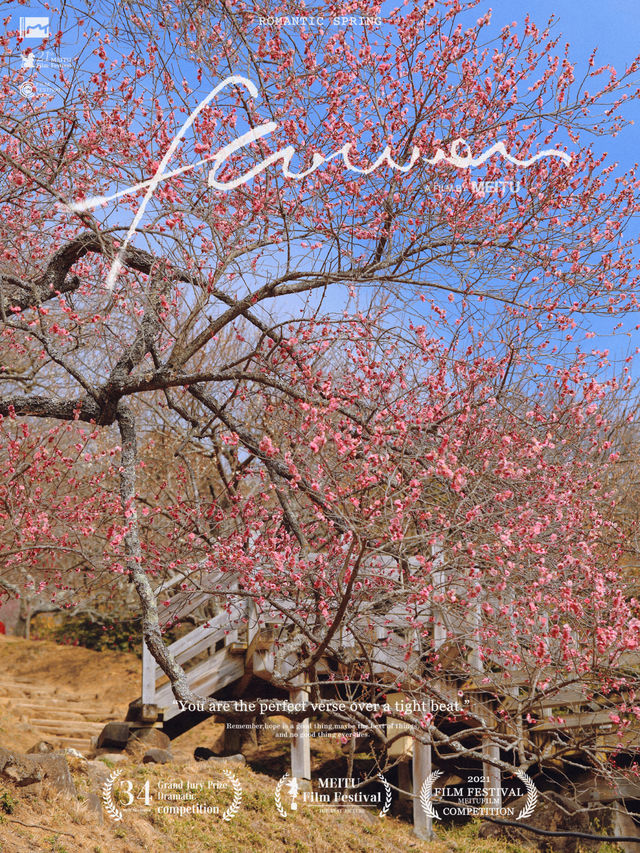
0,754 -> 544,853
0,636 -> 621,852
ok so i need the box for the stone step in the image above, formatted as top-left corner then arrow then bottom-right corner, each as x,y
0,690 -> 28,700
0,676 -> 46,684
0,683 -> 77,701
45,736 -> 92,751
9,705 -> 119,723
10,707 -> 89,721
0,696 -> 116,713
32,723 -> 105,738
30,718 -> 106,729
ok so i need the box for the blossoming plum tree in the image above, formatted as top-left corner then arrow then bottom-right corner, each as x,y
1,0 -> 640,821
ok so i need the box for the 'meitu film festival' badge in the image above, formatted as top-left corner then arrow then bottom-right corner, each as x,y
274,772 -> 392,818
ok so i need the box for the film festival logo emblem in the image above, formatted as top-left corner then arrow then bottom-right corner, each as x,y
102,768 -> 242,822
274,772 -> 392,818
19,16 -> 50,39
420,769 -> 538,821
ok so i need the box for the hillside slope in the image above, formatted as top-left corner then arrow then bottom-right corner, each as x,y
0,637 -> 536,853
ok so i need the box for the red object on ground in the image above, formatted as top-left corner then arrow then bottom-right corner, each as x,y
0,622 -> 5,635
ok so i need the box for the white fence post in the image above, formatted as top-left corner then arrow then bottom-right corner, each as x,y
142,640 -> 156,705
290,674 -> 311,782
412,737 -> 433,840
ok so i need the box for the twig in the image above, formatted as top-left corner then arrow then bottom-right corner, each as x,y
5,818 -> 75,838
486,816 -> 640,842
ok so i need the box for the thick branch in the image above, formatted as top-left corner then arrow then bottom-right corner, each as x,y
116,401 -> 198,704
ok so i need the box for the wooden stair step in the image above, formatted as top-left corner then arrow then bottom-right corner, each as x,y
30,718 -> 106,728
0,687 -> 77,701
32,731 -> 103,743
32,721 -> 105,734
31,732 -> 100,744
46,736 -> 92,750
13,706 -> 118,723
83,715 -> 120,723
81,716 -> 120,724
32,717 -> 106,729
530,710 -> 619,731
13,708 -> 89,721
1,696 -> 109,707
0,697 -> 111,712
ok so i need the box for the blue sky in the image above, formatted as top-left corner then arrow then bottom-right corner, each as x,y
6,1 -> 640,369
499,0 -> 640,369
492,0 -> 640,163
513,0 -> 639,70
10,0 -> 640,175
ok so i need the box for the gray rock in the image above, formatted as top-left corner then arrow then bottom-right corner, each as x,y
85,760 -> 111,788
64,748 -> 86,760
0,747 -> 76,797
194,746 -> 217,761
27,741 -> 55,754
142,748 -> 173,765
85,792 -> 103,824
96,721 -> 131,749
205,753 -> 246,765
96,752 -> 128,764
0,746 -> 42,786
127,726 -> 170,751
30,752 -> 77,797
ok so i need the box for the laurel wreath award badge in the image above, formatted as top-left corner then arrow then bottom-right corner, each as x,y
377,773 -> 393,818
419,769 -> 443,820
221,768 -> 243,821
514,770 -> 538,820
274,772 -> 293,818
420,768 -> 537,821
102,767 -> 242,822
275,772 -> 392,818
102,769 -> 124,822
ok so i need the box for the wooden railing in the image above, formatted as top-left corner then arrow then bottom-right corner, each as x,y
134,557 -> 640,844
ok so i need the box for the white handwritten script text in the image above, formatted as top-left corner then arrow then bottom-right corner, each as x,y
66,75 -> 571,289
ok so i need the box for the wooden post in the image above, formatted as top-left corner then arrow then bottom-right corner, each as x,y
468,590 -> 501,812
387,692 -> 413,759
245,597 -> 258,648
290,676 -> 311,783
410,541 -> 443,840
432,543 -> 447,649
397,759 -> 412,801
142,639 -> 156,705
468,600 -> 482,676
412,737 -> 433,840
483,740 -> 502,812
